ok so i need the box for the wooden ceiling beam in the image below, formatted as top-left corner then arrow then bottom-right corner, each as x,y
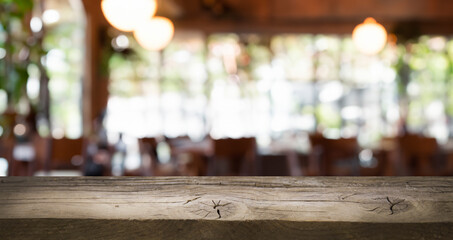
174,18 -> 453,35
172,0 -> 453,34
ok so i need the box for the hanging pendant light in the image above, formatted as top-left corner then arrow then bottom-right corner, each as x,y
101,0 -> 157,32
133,16 -> 174,51
352,17 -> 387,55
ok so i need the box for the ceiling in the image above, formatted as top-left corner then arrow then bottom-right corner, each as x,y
83,0 -> 453,35
167,0 -> 453,34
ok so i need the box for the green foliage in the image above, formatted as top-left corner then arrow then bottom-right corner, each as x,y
315,104 -> 341,129
0,0 -> 33,18
0,0 -> 35,105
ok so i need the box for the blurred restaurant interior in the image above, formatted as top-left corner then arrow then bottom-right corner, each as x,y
1,0 -> 453,177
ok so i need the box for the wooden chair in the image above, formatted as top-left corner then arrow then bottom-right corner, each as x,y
0,134 -> 52,176
164,135 -> 191,164
208,137 -> 257,176
397,134 -> 440,176
11,135 -> 44,176
137,137 -> 158,176
47,137 -> 85,171
307,133 -> 325,175
138,137 -> 159,164
323,138 -> 360,176
309,135 -> 360,176
258,154 -> 290,176
138,137 -> 178,176
0,138 -> 14,176
32,135 -> 49,173
371,137 -> 398,176
164,136 -> 211,176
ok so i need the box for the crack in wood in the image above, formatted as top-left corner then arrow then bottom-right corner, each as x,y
190,200 -> 232,219
366,197 -> 409,215
386,197 -> 405,215
339,193 -> 358,200
366,207 -> 380,212
211,200 -> 231,209
192,208 -> 212,218
211,200 -> 231,219
183,197 -> 201,205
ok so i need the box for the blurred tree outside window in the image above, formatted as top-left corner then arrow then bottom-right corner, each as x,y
0,0 -> 84,139
42,0 -> 85,139
404,36 -> 452,143
0,0 -> 41,137
104,30 -> 453,151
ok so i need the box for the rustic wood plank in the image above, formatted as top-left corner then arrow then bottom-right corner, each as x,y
1,177 -> 453,239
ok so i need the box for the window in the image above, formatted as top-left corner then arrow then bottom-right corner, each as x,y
42,0 -> 85,139
105,31 -> 453,151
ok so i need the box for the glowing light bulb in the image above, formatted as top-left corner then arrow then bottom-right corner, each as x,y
352,17 -> 387,55
133,17 -> 174,51
101,0 -> 157,32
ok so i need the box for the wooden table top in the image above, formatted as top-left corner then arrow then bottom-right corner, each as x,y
1,177 -> 452,239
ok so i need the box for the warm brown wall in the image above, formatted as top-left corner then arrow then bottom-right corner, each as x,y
81,0 -> 109,135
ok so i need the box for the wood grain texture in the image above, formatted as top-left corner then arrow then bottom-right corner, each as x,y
1,177 -> 453,239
